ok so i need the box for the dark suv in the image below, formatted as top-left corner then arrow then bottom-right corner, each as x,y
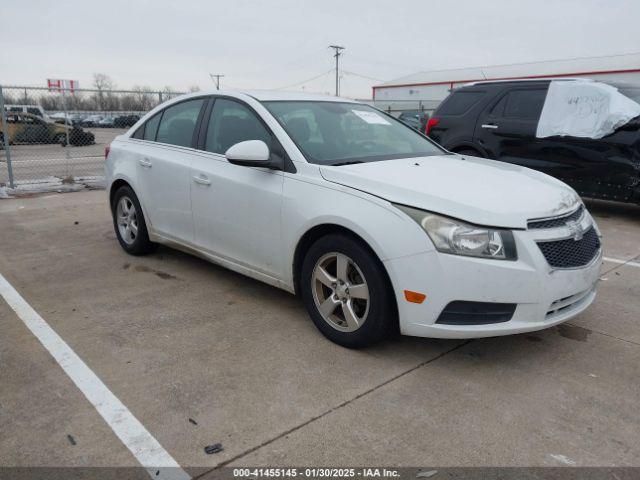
428,79 -> 640,204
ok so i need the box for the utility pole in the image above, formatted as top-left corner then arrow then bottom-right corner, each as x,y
329,45 -> 345,96
209,74 -> 225,90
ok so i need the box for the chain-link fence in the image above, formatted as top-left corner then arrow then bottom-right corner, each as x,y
0,85 -> 185,190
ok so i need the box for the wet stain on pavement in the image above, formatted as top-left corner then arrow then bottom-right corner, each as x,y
557,324 -> 592,342
133,264 -> 177,280
155,271 -> 176,280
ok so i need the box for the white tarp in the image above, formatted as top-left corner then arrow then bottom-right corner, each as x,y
536,80 -> 640,139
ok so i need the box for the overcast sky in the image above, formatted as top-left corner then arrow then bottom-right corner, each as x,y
2,0 -> 639,98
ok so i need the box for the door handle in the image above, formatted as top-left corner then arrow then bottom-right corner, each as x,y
481,124 -> 498,129
138,158 -> 152,168
193,174 -> 211,186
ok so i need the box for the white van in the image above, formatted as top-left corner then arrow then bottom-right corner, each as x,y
4,104 -> 50,120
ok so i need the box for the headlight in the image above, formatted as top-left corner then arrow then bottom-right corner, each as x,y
394,204 -> 517,260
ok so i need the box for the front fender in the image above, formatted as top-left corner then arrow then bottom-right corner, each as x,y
281,175 -> 435,290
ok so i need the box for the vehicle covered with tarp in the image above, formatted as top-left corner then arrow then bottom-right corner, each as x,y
428,78 -> 640,204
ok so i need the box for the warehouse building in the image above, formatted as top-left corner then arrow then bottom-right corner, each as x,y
372,52 -> 640,115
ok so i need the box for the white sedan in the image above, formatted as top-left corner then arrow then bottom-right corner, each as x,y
105,90 -> 602,347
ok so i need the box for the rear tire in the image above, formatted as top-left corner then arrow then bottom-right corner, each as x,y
111,185 -> 158,255
300,233 -> 396,348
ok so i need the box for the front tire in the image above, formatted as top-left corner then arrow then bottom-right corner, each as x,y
111,185 -> 157,255
300,234 -> 396,348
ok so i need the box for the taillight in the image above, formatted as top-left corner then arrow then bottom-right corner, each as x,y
426,117 -> 439,136
105,144 -> 111,159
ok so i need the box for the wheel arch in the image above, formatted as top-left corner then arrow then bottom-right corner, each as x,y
292,223 -> 393,301
109,178 -> 133,210
292,222 -> 399,334
449,143 -> 486,157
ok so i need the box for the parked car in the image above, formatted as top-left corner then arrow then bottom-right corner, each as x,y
98,116 -> 116,128
82,115 -> 104,127
427,79 -> 640,204
49,112 -> 83,126
106,91 -> 601,347
0,113 -> 94,146
1,112 -> 68,145
113,114 -> 140,128
397,110 -> 429,131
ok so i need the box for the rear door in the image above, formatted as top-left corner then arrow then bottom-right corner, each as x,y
132,98 -> 206,242
16,114 -> 50,143
474,87 -> 553,173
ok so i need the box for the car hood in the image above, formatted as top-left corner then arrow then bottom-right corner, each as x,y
319,154 -> 580,229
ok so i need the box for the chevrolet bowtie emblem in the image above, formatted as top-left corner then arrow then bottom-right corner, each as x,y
566,220 -> 583,241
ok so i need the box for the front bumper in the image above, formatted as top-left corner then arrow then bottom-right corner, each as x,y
384,217 -> 602,339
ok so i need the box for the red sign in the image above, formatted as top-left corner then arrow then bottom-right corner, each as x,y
47,79 -> 78,93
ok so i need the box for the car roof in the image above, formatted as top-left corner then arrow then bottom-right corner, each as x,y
461,77 -> 592,88
173,89 -> 359,103
6,111 -> 40,118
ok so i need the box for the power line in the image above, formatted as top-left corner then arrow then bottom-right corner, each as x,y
274,69 -> 334,91
229,46 -> 330,78
342,70 -> 386,83
329,45 -> 345,96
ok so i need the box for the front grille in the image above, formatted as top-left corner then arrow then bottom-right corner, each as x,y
528,205 -> 584,229
537,227 -> 600,268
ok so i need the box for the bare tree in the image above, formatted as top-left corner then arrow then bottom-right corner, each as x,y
93,73 -> 115,91
93,73 -> 115,110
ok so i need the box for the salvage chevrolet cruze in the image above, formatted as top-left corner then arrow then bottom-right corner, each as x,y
105,91 -> 602,347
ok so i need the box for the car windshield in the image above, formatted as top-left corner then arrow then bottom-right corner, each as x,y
262,101 -> 445,165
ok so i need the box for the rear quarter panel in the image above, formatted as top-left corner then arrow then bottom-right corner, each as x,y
105,137 -> 140,210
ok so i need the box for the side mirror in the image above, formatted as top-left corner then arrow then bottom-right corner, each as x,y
225,140 -> 271,167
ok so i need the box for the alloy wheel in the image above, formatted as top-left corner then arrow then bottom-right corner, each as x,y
116,196 -> 139,245
311,252 -> 370,332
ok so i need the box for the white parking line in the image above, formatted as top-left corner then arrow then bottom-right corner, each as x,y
603,256 -> 640,268
0,272 -> 190,480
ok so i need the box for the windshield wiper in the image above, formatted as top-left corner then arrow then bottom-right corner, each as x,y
330,160 -> 365,166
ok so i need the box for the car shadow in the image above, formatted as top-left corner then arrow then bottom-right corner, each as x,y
143,246 -> 591,364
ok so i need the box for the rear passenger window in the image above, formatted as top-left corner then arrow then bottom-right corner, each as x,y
156,99 -> 204,147
438,91 -> 485,115
143,113 -> 161,141
503,89 -> 547,119
204,99 -> 271,154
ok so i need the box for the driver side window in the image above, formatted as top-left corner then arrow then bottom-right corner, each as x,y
204,99 -> 271,154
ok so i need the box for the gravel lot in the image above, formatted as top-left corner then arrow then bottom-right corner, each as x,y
0,191 -> 639,477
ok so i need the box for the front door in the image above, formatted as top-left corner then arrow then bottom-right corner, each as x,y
190,97 -> 284,278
